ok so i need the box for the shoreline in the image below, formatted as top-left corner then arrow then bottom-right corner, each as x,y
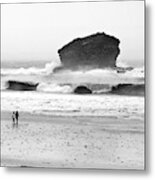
1,111 -> 144,169
1,111 -> 144,133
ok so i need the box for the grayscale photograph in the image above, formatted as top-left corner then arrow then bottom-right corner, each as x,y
1,0 -> 145,169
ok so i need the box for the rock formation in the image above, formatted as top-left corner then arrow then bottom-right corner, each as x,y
7,80 -> 39,91
111,84 -> 144,96
58,32 -> 120,70
74,85 -> 92,94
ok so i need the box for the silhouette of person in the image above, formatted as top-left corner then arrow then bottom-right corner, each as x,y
15,111 -> 19,124
12,111 -> 15,124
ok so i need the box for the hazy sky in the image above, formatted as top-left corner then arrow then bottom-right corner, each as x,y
1,1 -> 144,67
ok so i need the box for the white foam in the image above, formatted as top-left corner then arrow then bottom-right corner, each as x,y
1,91 -> 144,119
1,61 -> 61,76
50,67 -> 144,85
37,83 -> 73,93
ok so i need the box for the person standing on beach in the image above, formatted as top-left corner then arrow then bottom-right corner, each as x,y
15,111 -> 19,124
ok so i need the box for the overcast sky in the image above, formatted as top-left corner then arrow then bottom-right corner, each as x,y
1,1 -> 144,67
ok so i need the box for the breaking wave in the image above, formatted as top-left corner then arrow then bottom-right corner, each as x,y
1,61 -> 144,96
1,61 -> 61,76
37,83 -> 73,93
37,83 -> 144,96
1,61 -> 144,78
37,83 -> 113,94
1,79 -> 144,96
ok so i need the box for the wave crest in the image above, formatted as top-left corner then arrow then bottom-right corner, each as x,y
1,61 -> 61,76
37,83 -> 73,93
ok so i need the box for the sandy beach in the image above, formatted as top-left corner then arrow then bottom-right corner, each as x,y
1,111 -> 144,169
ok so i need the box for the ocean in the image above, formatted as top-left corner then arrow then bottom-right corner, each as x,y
1,61 -> 144,120
1,60 -> 145,169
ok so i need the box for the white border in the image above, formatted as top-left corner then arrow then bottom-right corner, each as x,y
1,0 -> 155,179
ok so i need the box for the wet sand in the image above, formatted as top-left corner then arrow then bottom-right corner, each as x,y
1,111 -> 144,169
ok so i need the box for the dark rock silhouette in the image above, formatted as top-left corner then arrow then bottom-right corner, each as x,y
111,84 -> 144,96
116,67 -> 133,73
7,80 -> 39,91
74,86 -> 92,94
58,32 -> 120,70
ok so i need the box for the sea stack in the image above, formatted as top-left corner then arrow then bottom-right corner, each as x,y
58,32 -> 120,70
6,80 -> 39,91
74,86 -> 92,94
